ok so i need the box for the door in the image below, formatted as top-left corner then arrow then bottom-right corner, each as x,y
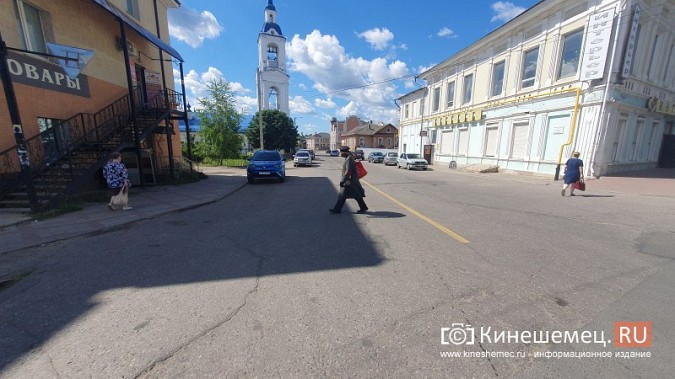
134,64 -> 147,106
658,135 -> 675,168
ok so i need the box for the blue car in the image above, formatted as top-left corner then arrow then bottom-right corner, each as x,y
247,150 -> 286,183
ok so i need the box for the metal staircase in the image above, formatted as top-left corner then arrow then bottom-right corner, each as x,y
0,88 -> 184,211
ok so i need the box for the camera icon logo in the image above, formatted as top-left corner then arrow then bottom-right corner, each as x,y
441,323 -> 475,345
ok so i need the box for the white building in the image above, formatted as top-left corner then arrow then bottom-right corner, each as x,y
257,0 -> 289,115
398,0 -> 675,177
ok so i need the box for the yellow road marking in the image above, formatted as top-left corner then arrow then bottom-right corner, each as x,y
329,157 -> 469,244
361,179 -> 470,244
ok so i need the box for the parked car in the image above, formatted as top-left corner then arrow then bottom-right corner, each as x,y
353,150 -> 365,160
367,151 -> 384,163
293,151 -> 312,167
297,149 -> 315,160
383,152 -> 398,166
397,153 -> 428,170
329,150 -> 339,157
247,150 -> 286,183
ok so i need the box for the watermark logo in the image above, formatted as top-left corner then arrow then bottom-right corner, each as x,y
441,323 -> 475,345
614,321 -> 651,348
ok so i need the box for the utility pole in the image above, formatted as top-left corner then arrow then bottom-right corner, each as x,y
257,68 -> 264,150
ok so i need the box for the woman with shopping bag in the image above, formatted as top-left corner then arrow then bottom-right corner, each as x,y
561,151 -> 584,197
103,152 -> 133,210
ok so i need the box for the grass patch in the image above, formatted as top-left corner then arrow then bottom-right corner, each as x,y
156,170 -> 209,185
34,201 -> 84,221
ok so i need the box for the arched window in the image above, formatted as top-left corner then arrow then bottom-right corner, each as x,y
267,45 -> 277,61
269,87 -> 279,110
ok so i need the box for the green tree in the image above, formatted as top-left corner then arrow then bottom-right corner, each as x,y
194,79 -> 243,165
246,109 -> 298,152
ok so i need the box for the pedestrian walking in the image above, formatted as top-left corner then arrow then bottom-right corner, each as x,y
103,152 -> 132,210
561,151 -> 584,196
329,146 -> 369,214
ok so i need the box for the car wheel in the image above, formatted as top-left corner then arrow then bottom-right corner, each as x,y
278,175 -> 285,183
423,168 -> 428,171
247,176 -> 254,184
406,163 -> 410,170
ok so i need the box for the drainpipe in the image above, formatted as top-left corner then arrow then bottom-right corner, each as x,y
0,33 -> 38,210
179,62 -> 193,172
154,0 -> 174,176
119,19 -> 145,187
554,87 -> 582,180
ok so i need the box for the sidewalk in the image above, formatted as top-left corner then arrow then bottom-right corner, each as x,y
0,167 -> 247,257
0,167 -> 673,258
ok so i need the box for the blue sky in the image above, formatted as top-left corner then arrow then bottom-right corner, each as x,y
168,0 -> 541,134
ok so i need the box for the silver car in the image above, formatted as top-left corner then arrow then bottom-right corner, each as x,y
383,152 -> 398,166
397,153 -> 428,170
293,151 -> 312,167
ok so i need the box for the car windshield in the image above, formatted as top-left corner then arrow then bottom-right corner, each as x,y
387,153 -> 397,157
296,152 -> 309,157
252,152 -> 281,161
407,154 -> 421,159
372,152 -> 383,156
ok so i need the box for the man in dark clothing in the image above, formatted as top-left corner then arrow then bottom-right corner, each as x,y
329,146 -> 368,214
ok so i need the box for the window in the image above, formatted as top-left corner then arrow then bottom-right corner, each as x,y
433,87 -> 441,112
446,81 -> 455,108
268,88 -> 278,110
646,122 -> 659,159
458,127 -> 469,156
15,0 -> 48,53
630,120 -> 644,161
441,130 -> 453,154
630,24 -> 642,75
387,137 -> 392,147
38,117 -> 67,163
484,126 -> 499,157
521,47 -> 539,88
491,61 -> 505,97
463,74 -> 473,104
662,44 -> 674,83
404,104 -> 409,119
510,121 -> 529,158
647,35 -> 659,80
378,137 -> 383,147
267,45 -> 278,61
558,29 -> 583,79
359,137 -> 365,146
412,101 -> 417,117
126,0 -> 140,19
611,118 -> 627,161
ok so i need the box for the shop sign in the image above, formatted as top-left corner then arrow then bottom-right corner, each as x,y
580,7 -> 615,80
6,51 -> 90,97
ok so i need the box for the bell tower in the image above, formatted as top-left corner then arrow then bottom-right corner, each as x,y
257,0 -> 289,115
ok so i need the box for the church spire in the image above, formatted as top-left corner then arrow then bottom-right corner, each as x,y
262,0 -> 282,35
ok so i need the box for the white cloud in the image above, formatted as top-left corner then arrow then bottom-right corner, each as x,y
314,98 -> 336,109
490,1 -> 526,23
174,67 -> 254,113
357,27 -> 395,51
168,7 -> 223,48
437,27 -> 456,38
290,96 -> 314,114
287,30 -> 410,124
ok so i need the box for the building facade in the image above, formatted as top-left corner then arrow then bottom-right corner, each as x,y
257,0 -> 289,115
1,0 -> 187,209
398,0 -> 675,177
305,132 -> 330,151
341,123 -> 398,150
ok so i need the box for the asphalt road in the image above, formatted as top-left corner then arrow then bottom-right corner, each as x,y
1,155 -> 673,378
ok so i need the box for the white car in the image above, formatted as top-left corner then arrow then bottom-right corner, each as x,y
397,153 -> 428,170
293,151 -> 312,167
383,152 -> 398,166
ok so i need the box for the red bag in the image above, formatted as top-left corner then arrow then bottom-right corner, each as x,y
355,161 -> 367,179
574,180 -> 586,191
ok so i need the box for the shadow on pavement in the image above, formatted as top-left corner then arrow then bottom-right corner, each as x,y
364,211 -> 406,218
0,176 -> 384,373
603,167 -> 675,179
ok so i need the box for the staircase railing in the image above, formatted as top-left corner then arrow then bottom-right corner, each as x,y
0,87 -> 181,207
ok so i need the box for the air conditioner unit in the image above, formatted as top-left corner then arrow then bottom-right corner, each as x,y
115,37 -> 138,56
127,41 -> 138,56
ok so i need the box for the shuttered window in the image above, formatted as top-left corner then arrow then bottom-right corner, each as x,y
510,122 -> 529,159
441,130 -> 453,154
458,128 -> 469,156
484,127 -> 499,157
